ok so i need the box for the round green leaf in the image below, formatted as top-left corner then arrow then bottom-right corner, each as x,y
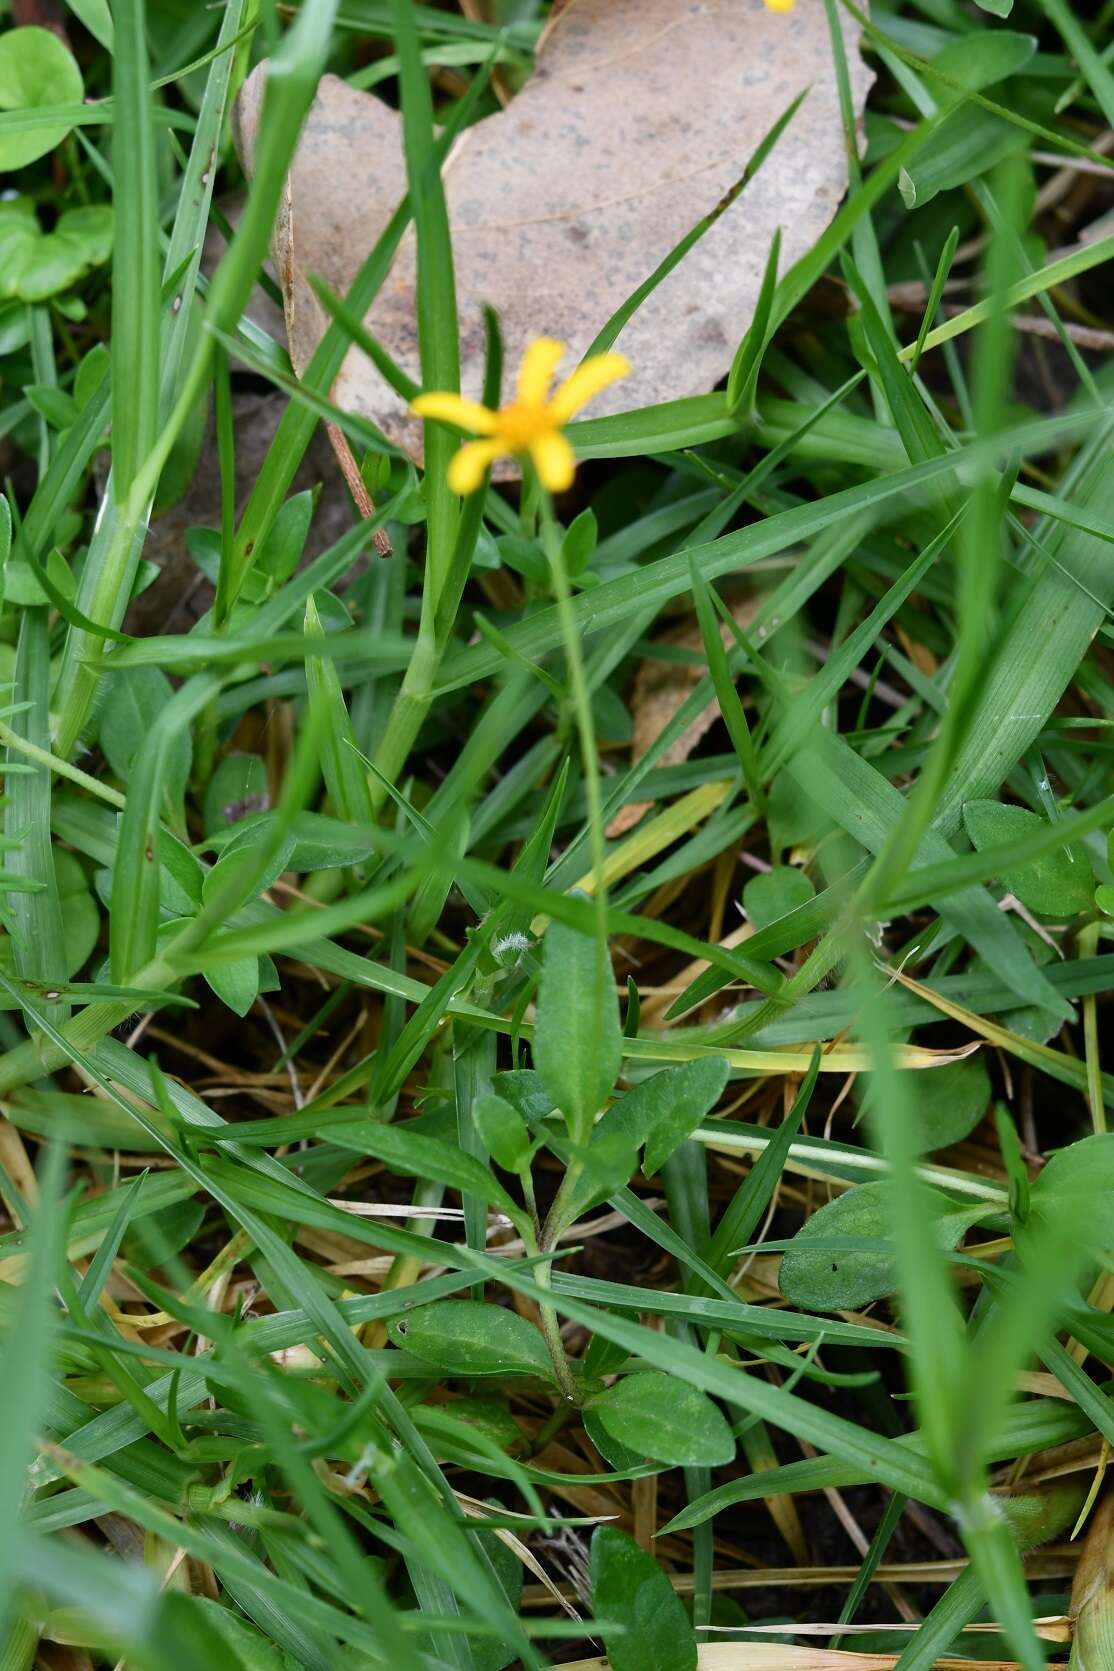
474,1091 -> 530,1172
0,204 -> 40,298
742,864 -> 815,929
591,1526 -> 697,1671
932,29 -> 1034,89
0,299 -> 31,354
387,1300 -> 555,1381
203,752 -> 270,837
64,0 -> 115,51
124,1197 -> 206,1273
55,849 -> 98,977
912,1056 -> 992,1150
52,290 -> 85,322
204,955 -> 260,1018
0,198 -> 38,239
56,203 -> 113,266
590,1371 -> 735,1467
767,769 -> 830,856
189,1597 -> 300,1670
213,810 -> 374,874
562,507 -> 598,574
11,229 -> 88,302
203,824 -> 297,909
1028,1133 -> 1114,1249
963,799 -> 1093,916
974,921 -> 1063,1045
416,1395 -> 523,1456
74,341 -> 110,408
582,1405 -> 649,1472
779,1180 -> 977,1312
99,667 -> 192,821
60,893 -> 99,981
0,27 -> 84,172
467,1522 -> 525,1671
26,383 -> 78,430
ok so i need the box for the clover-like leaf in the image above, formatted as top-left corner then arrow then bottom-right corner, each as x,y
0,27 -> 83,172
57,204 -> 114,267
964,799 -> 1092,917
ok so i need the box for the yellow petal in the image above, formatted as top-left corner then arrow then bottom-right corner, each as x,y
411,392 -> 498,434
764,0 -> 795,11
448,438 -> 503,495
529,431 -> 576,494
515,337 -> 568,406
547,352 -> 631,424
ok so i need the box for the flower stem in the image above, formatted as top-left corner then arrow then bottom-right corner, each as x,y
536,487 -> 608,910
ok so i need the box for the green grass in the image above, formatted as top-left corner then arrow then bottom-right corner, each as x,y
1,0 -> 1114,1666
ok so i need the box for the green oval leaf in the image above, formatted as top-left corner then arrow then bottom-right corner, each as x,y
203,955 -> 261,1018
190,1596 -> 297,1670
387,1300 -> 555,1382
608,1055 -> 730,1177
474,1092 -> 530,1172
590,1371 -> 735,1467
100,667 -> 191,824
217,809 -> 376,874
563,1128 -> 640,1220
1028,1134 -> 1114,1249
532,914 -> 620,1144
55,849 -> 98,979
933,30 -> 1035,90
591,1526 -> 697,1671
779,1181 -> 982,1312
582,1405 -> 648,1472
912,1056 -> 992,1151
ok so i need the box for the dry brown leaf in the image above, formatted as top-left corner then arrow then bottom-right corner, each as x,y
236,0 -> 870,457
606,595 -> 757,838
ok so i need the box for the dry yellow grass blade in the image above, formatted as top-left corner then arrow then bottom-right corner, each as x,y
883,962 -> 1101,1095
573,780 -> 733,898
559,1643 -> 1067,1669
623,1035 -> 981,1076
1070,1493 -> 1114,1668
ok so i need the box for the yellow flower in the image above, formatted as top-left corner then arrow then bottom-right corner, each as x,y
410,336 -> 631,496
764,0 -> 794,10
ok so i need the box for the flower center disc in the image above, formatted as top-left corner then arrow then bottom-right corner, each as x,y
497,400 -> 551,450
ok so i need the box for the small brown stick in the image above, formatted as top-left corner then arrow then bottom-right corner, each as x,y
888,295 -> 1114,353
325,422 -> 393,556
